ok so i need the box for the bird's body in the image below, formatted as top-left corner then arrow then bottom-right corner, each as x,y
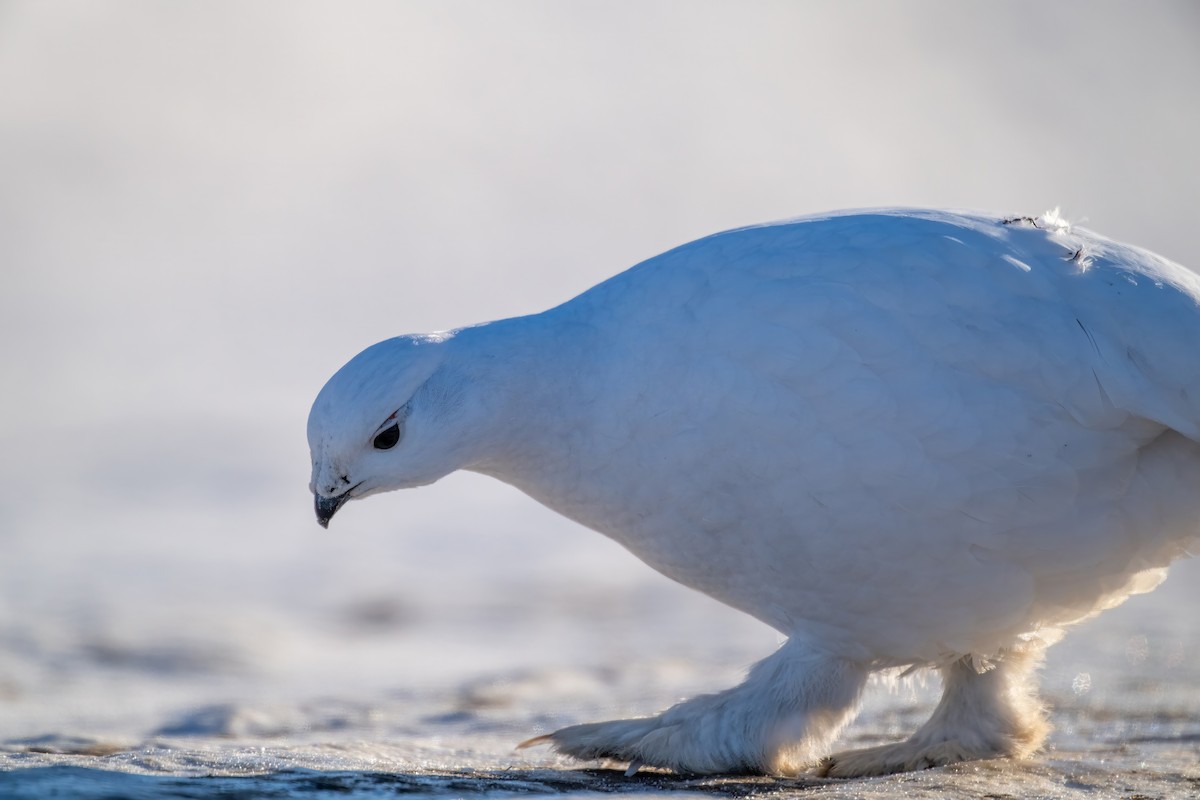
309,209 -> 1200,776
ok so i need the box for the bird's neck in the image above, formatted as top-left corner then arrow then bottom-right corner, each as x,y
446,309 -> 595,487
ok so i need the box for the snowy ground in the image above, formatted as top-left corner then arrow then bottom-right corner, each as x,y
3,479 -> 1200,798
4,576 -> 1200,799
4,2 -> 1200,798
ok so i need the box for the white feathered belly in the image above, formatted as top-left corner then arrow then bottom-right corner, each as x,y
532,421 -> 1200,664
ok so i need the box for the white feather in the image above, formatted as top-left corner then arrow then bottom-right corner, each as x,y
309,208 -> 1200,775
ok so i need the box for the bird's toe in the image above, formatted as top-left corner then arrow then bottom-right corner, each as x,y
818,739 -> 984,778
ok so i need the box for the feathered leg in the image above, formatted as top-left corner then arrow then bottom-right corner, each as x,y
819,646 -> 1048,777
520,638 -> 867,775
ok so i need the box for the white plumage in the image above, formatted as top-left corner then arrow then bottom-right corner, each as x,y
307,209 -> 1200,776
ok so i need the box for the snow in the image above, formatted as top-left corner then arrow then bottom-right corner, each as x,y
3,1 -> 1200,796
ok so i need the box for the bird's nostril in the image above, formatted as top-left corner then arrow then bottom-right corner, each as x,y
339,474 -> 350,484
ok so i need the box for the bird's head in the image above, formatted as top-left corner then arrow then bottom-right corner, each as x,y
307,332 -> 471,528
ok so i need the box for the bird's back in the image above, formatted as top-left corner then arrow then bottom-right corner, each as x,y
567,209 -> 1200,442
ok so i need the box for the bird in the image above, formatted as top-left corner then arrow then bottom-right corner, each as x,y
307,208 -> 1200,777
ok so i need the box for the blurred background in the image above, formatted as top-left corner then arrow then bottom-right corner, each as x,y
1,0 -> 1199,760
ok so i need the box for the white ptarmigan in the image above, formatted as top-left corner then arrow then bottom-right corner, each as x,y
307,209 -> 1200,777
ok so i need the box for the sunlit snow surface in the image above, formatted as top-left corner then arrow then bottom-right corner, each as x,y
2,495 -> 1199,799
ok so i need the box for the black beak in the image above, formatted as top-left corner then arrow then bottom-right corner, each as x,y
315,492 -> 351,528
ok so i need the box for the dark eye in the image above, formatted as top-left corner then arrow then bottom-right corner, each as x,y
373,423 -> 401,450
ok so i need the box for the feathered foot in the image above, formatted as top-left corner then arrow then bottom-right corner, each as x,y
819,647 -> 1048,778
519,639 -> 866,775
